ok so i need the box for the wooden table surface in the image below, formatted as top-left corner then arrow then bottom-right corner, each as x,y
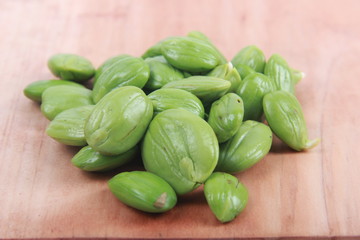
1,0 -> 360,239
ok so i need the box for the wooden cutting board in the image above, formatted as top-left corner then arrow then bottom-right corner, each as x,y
1,0 -> 359,239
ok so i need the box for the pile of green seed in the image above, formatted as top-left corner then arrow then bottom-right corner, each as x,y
24,31 -> 319,223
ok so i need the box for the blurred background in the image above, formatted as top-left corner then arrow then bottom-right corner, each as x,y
2,0 -> 359,71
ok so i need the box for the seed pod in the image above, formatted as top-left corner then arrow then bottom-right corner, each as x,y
162,76 -> 231,107
207,62 -> 242,93
23,79 -> 85,102
144,56 -> 184,90
216,120 -> 272,173
48,54 -> 95,82
263,90 -> 320,151
46,105 -> 94,146
234,63 -> 256,80
108,171 -> 177,213
204,172 -> 248,223
142,109 -> 219,195
187,30 -> 227,64
236,73 -> 275,121
148,88 -> 205,118
208,93 -> 244,143
92,55 -> 150,103
232,45 -> 266,73
85,86 -> 153,156
264,54 -> 295,94
161,37 -> 221,72
71,145 -> 138,172
41,85 -> 93,120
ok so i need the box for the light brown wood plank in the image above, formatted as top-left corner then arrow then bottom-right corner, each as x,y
0,0 -> 359,238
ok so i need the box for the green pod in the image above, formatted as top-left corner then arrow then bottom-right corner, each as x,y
207,93 -> 244,143
207,62 -> 242,93
291,68 -> 305,84
187,30 -> 227,64
92,55 -> 150,103
85,86 -> 153,155
41,85 -> 93,120
144,56 -> 184,90
71,145 -> 138,172
148,88 -> 205,118
23,79 -> 85,102
48,54 -> 95,82
264,54 -> 295,94
161,37 -> 220,72
46,105 -> 94,146
234,64 -> 256,80
204,172 -> 248,223
236,73 -> 275,121
216,120 -> 272,173
162,76 -> 231,107
108,171 -> 177,213
142,109 -> 219,195
263,90 -> 320,151
232,46 -> 266,73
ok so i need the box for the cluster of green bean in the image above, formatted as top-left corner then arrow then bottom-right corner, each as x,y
24,31 -> 319,223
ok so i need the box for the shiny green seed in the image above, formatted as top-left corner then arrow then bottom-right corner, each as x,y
207,62 -> 242,93
92,55 -> 150,103
23,79 -> 85,102
187,31 -> 227,64
204,172 -> 248,223
263,90 -> 320,151
233,64 -> 256,80
161,37 -> 220,72
142,42 -> 163,59
162,76 -> 231,107
291,68 -> 305,84
142,109 -> 219,195
41,85 -> 93,120
108,171 -> 177,213
71,145 -> 138,172
236,73 -> 275,121
232,45 -> 266,73
93,54 -> 130,86
182,71 -> 192,78
141,36 -> 177,59
144,56 -> 184,90
48,54 -> 95,82
46,105 -> 94,146
208,93 -> 244,143
85,86 -> 153,156
216,120 -> 272,173
148,88 -> 205,118
264,54 -> 295,94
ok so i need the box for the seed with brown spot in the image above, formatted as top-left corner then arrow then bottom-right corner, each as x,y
153,192 -> 167,209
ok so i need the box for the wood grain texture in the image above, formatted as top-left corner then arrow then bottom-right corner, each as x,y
0,0 -> 360,239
